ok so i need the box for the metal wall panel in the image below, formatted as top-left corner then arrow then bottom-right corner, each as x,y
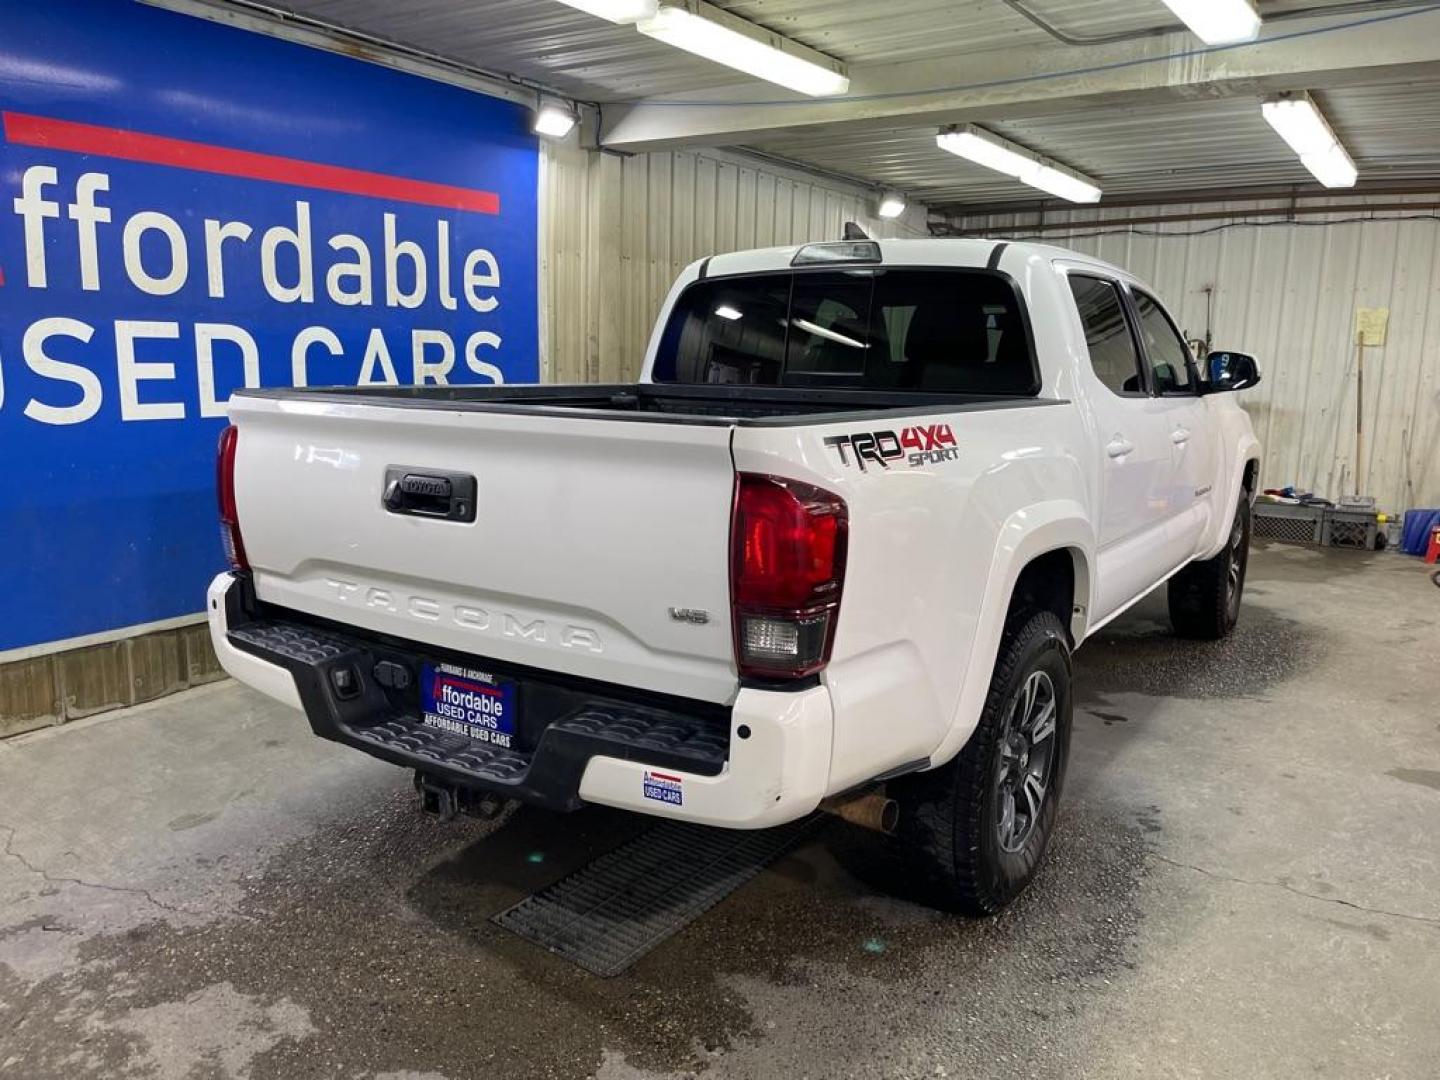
539,140 -> 928,385
955,199 -> 1440,512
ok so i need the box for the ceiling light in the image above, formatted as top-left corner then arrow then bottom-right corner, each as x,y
1159,0 -> 1261,45
1262,93 -> 1357,189
552,0 -> 658,23
936,125 -> 1102,204
714,304 -> 743,320
935,127 -> 1032,179
1300,143 -> 1358,189
1262,94 -> 1336,156
877,192 -> 907,219
533,103 -> 578,139
1025,163 -> 1102,204
638,2 -> 850,97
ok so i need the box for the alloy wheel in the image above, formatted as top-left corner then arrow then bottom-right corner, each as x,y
1226,509 -> 1247,619
995,670 -> 1058,854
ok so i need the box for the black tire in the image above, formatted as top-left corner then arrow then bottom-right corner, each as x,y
1168,498 -> 1251,640
892,610 -> 1072,915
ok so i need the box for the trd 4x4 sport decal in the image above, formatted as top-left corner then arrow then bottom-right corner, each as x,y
824,424 -> 959,471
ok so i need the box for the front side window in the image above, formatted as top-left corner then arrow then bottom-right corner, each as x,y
1132,291 -> 1194,394
652,269 -> 1038,396
1068,275 -> 1144,397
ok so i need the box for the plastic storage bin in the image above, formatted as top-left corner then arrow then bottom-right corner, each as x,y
1253,502 -> 1324,545
1322,508 -> 1378,550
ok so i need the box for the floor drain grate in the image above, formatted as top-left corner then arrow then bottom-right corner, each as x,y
493,815 -> 816,976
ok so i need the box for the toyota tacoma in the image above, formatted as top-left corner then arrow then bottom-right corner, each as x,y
207,238 -> 1261,913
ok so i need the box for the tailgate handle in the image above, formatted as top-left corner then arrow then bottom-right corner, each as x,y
382,467 -> 477,523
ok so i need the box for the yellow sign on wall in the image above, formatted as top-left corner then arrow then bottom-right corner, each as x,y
1355,307 -> 1390,346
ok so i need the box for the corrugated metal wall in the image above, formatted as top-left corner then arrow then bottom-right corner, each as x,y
951,198 -> 1440,512
539,140 -> 929,385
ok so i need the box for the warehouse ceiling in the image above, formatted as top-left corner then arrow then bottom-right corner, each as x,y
199,0 -> 1440,211
748,80 -> 1440,207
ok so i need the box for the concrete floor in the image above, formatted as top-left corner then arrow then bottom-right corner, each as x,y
2,542 -> 1438,1080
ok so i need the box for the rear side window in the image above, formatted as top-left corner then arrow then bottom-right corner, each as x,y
652,269 -> 1039,395
1068,275 -> 1144,396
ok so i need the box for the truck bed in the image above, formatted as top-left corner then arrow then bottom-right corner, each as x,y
223,380 -> 1065,710
235,383 -> 1046,425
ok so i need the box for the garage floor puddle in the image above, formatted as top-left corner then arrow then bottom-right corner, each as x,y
1076,599 -> 1325,700
1,787 -> 1155,1080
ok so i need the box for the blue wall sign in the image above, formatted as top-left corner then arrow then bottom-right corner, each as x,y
0,0 -> 539,653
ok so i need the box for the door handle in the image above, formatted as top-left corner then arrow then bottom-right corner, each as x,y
1106,436 -> 1135,459
1171,427 -> 1191,446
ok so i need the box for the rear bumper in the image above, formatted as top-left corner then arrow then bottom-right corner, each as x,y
206,573 -> 831,828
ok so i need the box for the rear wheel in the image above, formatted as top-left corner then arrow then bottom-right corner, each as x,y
1168,498 -> 1251,640
892,610 -> 1072,915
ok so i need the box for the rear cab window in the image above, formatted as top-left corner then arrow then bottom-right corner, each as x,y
652,269 -> 1040,396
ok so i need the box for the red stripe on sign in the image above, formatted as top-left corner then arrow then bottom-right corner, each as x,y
2,111 -> 500,215
648,772 -> 683,783
439,677 -> 501,696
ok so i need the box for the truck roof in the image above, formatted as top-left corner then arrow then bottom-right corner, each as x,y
701,237 -> 1132,285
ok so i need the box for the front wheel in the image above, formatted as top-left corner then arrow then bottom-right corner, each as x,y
892,610 -> 1073,915
1168,498 -> 1251,640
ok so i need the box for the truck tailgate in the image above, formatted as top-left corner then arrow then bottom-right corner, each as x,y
227,395 -> 739,703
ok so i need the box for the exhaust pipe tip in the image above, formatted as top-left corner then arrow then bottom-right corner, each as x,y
869,800 -> 898,834
820,791 -> 899,835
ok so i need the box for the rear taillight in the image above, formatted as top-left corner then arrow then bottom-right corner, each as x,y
217,424 -> 248,571
730,473 -> 848,680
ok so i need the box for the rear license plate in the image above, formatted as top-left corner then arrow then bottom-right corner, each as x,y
419,662 -> 517,750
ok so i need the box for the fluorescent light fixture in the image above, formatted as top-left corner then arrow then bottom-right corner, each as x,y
1026,163 -> 1102,204
877,192 -> 907,219
936,127 -> 1032,178
714,304 -> 743,321
638,2 -> 850,97
533,103 -> 578,139
1262,93 -> 1358,188
1261,95 -> 1335,156
1159,0 -> 1261,45
1301,143 -> 1358,189
552,0 -> 658,23
936,125 -> 1102,204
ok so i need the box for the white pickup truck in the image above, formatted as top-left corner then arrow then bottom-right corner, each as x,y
208,237 -> 1261,914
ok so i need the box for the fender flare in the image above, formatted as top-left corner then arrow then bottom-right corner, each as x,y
1200,432 -> 1262,559
926,500 -> 1094,770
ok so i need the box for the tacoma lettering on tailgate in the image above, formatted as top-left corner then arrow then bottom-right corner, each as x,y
321,578 -> 604,653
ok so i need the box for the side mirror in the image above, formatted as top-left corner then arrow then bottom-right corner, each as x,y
1204,350 -> 1261,393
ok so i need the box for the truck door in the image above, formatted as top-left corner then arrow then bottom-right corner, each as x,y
1129,288 -> 1221,558
1065,274 -> 1176,620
